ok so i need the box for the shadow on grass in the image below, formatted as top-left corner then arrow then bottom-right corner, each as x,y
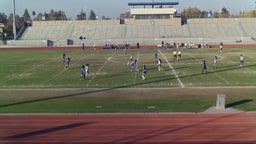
225,99 -> 253,108
0,64 -> 255,110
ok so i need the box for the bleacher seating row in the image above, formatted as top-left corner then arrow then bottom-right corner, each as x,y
10,18 -> 256,47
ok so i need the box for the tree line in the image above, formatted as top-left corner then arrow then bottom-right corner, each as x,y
0,9 -> 100,35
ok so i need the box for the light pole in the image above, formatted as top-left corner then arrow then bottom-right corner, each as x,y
12,0 -> 17,40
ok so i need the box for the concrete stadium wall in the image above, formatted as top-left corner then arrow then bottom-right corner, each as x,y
32,20 -> 120,26
124,18 -> 181,26
7,18 -> 256,47
187,18 -> 256,24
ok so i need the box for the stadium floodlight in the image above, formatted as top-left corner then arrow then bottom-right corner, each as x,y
12,0 -> 17,40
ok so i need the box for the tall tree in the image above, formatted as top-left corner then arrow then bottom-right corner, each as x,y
35,10 -> 67,21
32,11 -> 36,20
23,9 -> 31,21
220,7 -> 229,18
212,12 -> 220,18
88,10 -> 97,20
35,12 -> 43,21
242,10 -> 256,18
200,11 -> 209,18
76,10 -> 87,20
0,13 -> 8,25
181,7 -> 201,19
5,14 -> 23,34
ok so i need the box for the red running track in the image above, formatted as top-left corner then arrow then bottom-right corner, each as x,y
0,113 -> 256,144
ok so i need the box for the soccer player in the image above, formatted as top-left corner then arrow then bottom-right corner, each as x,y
64,57 -> 71,70
220,42 -> 223,53
201,60 -> 207,74
154,52 -> 158,60
85,64 -> 90,78
93,44 -> 96,51
177,50 -> 182,61
80,65 -> 85,80
213,56 -> 218,69
173,50 -> 177,61
130,59 -> 137,72
240,54 -> 244,67
62,53 -> 66,63
127,55 -> 133,65
82,42 -> 85,50
158,58 -> 163,71
142,64 -> 148,80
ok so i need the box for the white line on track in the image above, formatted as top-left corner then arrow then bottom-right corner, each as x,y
158,49 -> 184,88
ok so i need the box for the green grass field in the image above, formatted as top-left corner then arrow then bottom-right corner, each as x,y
0,47 -> 256,113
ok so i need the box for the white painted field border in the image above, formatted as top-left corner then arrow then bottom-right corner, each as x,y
2,86 -> 256,91
86,51 -> 117,86
158,50 -> 184,88
186,53 -> 229,84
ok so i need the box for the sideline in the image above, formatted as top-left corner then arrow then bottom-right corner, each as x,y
2,86 -> 256,91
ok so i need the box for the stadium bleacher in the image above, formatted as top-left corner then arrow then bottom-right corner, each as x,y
8,18 -> 256,47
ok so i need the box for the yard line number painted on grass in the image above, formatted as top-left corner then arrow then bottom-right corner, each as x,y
158,50 -> 184,88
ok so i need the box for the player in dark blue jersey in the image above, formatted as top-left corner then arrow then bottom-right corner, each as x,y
142,64 -> 147,80
65,57 -> 71,70
201,60 -> 207,74
80,65 -> 85,80
62,53 -> 66,63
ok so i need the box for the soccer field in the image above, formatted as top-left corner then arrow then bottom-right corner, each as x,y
1,48 -> 256,88
0,47 -> 256,113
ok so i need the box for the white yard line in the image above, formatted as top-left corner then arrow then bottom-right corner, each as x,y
86,52 -> 116,86
187,53 -> 229,84
158,50 -> 184,88
213,71 -> 229,84
0,57 -> 59,85
44,70 -> 66,84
